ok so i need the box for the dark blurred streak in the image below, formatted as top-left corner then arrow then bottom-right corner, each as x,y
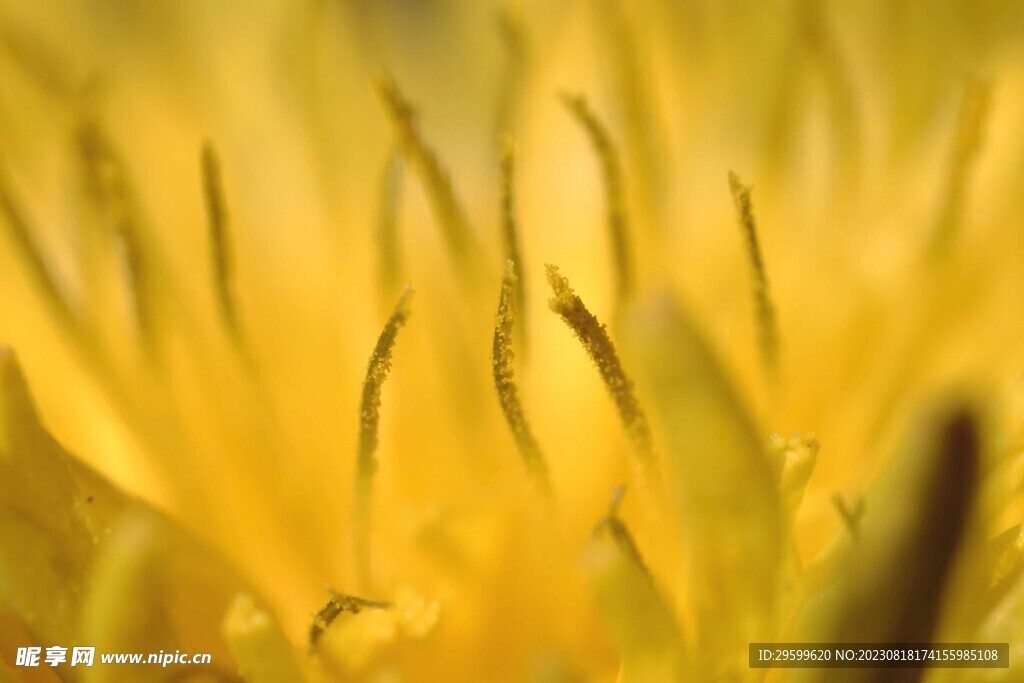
0,21 -> 79,100
0,166 -> 78,333
804,405 -> 979,683
898,408 -> 978,639
345,0 -> 447,56
493,6 -> 529,146
73,118 -> 158,352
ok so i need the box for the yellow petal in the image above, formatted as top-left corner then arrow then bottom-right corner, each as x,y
972,566 -> 1024,683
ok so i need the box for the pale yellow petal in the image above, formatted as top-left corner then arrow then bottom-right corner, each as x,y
0,347 -> 124,648
223,593 -> 308,683
626,295 -> 783,674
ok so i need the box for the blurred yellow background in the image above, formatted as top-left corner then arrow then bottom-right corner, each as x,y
1,1 -> 1024,681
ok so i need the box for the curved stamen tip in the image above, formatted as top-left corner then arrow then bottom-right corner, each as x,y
545,264 -> 656,477
353,285 -> 414,591
308,587 -> 392,648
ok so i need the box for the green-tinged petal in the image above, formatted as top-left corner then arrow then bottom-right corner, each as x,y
0,348 -> 276,680
80,511 -> 251,682
0,608 -> 59,682
223,594 -> 308,683
625,295 -> 782,675
0,346 -> 125,648
585,510 -> 686,683
795,401 -> 980,682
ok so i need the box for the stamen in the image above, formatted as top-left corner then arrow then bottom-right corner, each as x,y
75,120 -> 154,348
728,171 -> 778,389
494,8 -> 528,146
831,493 -> 865,541
499,138 -> 528,355
766,1 -> 862,185
492,260 -> 550,499
308,587 -> 391,648
376,76 -> 477,281
353,286 -> 413,591
201,142 -> 244,349
545,264 -> 654,477
377,147 -> 403,307
592,0 -> 664,228
593,485 -> 649,575
0,167 -> 78,333
929,79 -> 991,257
560,94 -> 634,314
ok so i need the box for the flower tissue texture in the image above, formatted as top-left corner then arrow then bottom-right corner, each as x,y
1,1 -> 1024,681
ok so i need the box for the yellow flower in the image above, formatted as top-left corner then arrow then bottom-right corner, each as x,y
1,1 -> 1024,681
